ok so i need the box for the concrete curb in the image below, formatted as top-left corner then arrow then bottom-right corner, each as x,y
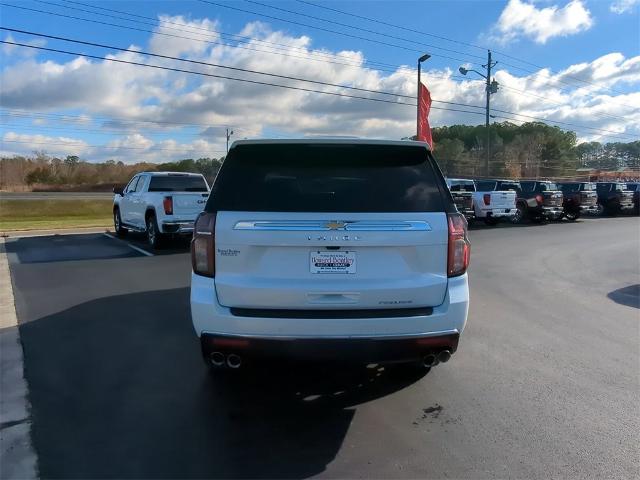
1,226 -> 111,238
0,238 -> 38,480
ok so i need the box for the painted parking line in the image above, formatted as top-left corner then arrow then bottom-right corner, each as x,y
102,233 -> 154,257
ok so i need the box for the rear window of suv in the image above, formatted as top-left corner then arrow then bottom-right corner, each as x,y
148,175 -> 208,192
207,143 -> 447,212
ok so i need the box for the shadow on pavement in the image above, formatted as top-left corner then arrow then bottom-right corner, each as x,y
607,284 -> 640,309
19,287 -> 426,479
5,234 -> 141,264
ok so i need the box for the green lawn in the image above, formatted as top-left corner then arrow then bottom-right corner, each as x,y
0,199 -> 113,231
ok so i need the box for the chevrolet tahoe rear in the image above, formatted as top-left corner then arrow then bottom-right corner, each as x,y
190,139 -> 470,373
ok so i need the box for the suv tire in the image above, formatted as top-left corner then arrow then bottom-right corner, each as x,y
113,208 -> 127,237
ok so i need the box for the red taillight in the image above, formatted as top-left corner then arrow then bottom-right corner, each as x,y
483,193 -> 491,206
535,194 -> 544,205
163,196 -> 173,215
191,212 -> 216,277
447,213 -> 470,277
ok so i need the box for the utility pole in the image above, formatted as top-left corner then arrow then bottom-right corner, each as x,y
225,128 -> 234,156
459,51 -> 498,177
485,50 -> 492,178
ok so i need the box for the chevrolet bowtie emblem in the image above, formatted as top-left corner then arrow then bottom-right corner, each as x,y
325,221 -> 347,230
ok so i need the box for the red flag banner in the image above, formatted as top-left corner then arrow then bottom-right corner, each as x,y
417,81 -> 433,149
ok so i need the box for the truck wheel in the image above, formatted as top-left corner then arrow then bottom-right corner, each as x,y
510,204 -> 525,224
564,210 -> 580,221
484,216 -> 499,226
145,213 -> 165,249
113,208 -> 127,237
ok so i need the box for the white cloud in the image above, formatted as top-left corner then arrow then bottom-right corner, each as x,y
490,0 -> 593,44
2,34 -> 46,58
610,0 -> 639,14
1,14 -> 638,161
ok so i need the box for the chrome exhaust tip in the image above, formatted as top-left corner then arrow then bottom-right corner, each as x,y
423,354 -> 438,367
226,353 -> 242,369
438,350 -> 452,363
210,351 -> 226,367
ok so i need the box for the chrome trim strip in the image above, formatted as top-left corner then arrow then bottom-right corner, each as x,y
233,220 -> 431,231
201,328 -> 458,340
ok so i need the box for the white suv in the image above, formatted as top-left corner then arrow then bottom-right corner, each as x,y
190,139 -> 470,371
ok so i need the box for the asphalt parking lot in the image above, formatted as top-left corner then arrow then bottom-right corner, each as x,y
3,217 -> 639,479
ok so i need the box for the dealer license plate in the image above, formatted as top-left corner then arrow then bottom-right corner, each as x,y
310,251 -> 356,274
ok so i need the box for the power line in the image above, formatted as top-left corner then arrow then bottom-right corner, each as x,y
206,0 -> 636,108
1,39 -> 635,141
198,0 -> 476,64
295,0 -> 633,98
0,27 -> 487,111
1,108 -> 247,132
56,0 -> 400,72
5,2 -> 633,116
1,139 -> 227,153
244,0 -> 487,61
0,122 -> 213,138
0,40 -> 493,117
0,2 -> 401,74
496,83 -> 631,123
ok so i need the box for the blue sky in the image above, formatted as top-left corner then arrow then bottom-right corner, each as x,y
1,0 -> 639,162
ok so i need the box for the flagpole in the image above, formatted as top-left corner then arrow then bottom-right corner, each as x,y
417,54 -> 431,139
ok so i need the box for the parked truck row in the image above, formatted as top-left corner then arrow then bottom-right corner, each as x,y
445,178 -> 638,225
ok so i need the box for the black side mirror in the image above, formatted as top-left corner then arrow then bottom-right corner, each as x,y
113,186 -> 124,196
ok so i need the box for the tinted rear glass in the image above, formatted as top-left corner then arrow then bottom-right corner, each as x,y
207,143 -> 446,212
540,183 -> 558,191
497,181 -> 521,191
449,181 -> 475,192
520,181 -> 535,192
627,184 -> 639,191
476,181 -> 496,191
559,183 -> 579,193
148,176 -> 208,192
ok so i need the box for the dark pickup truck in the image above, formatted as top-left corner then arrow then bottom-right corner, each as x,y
518,181 -> 564,222
595,182 -> 635,216
446,178 -> 475,222
626,183 -> 640,215
557,182 -> 598,220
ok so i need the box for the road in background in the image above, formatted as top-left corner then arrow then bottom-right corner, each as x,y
4,218 -> 640,479
0,192 -> 113,200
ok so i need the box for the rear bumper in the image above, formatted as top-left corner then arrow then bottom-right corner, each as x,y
161,220 -> 194,234
200,331 -> 460,364
190,273 -> 469,363
580,204 -> 598,213
542,206 -> 563,218
477,208 -> 514,219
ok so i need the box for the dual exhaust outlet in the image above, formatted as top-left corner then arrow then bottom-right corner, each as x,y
423,350 -> 452,367
210,352 -> 242,369
210,350 -> 450,369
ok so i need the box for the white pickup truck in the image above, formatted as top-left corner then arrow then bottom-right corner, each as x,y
448,178 -> 518,225
113,171 -> 210,248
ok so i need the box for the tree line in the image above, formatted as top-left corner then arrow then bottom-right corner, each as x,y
0,152 -> 223,191
432,122 -> 639,178
1,122 -> 638,190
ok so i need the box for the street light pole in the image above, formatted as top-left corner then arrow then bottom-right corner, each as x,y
416,53 -> 431,139
225,127 -> 234,156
